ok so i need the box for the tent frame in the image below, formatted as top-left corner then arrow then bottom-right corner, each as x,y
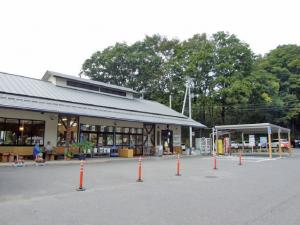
212,123 -> 291,158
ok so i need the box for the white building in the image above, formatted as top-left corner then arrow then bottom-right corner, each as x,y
0,71 -> 205,158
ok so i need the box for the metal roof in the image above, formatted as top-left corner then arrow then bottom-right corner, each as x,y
0,93 -> 205,127
0,72 -> 206,128
42,71 -> 137,93
215,123 -> 290,134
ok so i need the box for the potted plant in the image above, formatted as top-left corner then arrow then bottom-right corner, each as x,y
65,150 -> 73,160
73,141 -> 94,160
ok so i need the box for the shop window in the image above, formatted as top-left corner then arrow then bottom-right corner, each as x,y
89,133 -> 97,145
4,119 -> 18,145
130,128 -> 136,134
122,134 -> 130,145
115,134 -> 122,145
0,118 -> 45,146
31,120 -> 45,145
98,133 -> 106,146
100,126 -> 107,132
80,133 -> 89,142
130,135 -> 136,146
137,128 -> 143,134
0,118 -> 5,145
79,124 -> 143,151
107,126 -> 114,133
18,120 -> 32,145
81,124 -> 97,131
137,135 -> 143,145
107,134 -> 114,145
57,115 -> 78,146
123,128 -> 130,133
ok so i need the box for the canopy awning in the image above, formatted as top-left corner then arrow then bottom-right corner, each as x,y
214,123 -> 290,134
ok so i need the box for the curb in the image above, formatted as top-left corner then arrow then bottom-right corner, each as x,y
0,154 -> 205,168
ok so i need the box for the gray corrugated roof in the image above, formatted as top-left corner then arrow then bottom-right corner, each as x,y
215,123 -> 290,133
42,71 -> 137,93
0,72 -> 206,128
0,93 -> 205,127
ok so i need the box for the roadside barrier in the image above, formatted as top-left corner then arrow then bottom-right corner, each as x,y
137,156 -> 143,182
77,160 -> 85,191
213,153 -> 217,170
175,154 -> 181,176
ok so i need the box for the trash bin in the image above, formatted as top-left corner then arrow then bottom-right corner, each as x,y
186,147 -> 191,155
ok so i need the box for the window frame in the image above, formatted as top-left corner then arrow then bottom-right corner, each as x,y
0,117 -> 45,146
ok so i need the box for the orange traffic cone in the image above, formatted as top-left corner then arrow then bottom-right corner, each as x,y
137,156 -> 143,182
77,160 -> 85,191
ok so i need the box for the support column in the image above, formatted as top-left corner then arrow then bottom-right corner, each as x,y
212,128 -> 215,155
189,126 -> 193,151
241,132 -> 244,152
229,132 -> 232,155
188,81 -> 192,152
268,127 -> 272,159
288,131 -> 291,156
215,129 -> 218,155
278,129 -> 282,157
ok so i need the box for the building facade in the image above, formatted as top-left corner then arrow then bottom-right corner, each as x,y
0,71 -> 205,158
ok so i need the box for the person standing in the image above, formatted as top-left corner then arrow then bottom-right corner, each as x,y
44,141 -> 53,161
33,143 -> 40,161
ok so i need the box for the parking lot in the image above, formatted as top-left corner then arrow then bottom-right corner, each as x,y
0,150 -> 300,225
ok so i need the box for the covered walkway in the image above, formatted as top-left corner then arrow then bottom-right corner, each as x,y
213,123 -> 291,158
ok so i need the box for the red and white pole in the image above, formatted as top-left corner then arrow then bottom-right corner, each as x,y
77,160 -> 85,191
176,154 -> 181,176
137,156 -> 143,182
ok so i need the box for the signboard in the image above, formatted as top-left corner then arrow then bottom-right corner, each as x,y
249,135 -> 255,147
173,134 -> 181,146
260,137 -> 268,147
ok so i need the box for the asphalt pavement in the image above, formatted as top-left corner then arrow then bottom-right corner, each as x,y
0,150 -> 300,225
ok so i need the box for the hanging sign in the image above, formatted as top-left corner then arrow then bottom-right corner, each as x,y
249,135 -> 255,147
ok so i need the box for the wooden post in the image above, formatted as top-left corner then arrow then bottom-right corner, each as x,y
278,129 -> 282,157
268,127 -> 272,159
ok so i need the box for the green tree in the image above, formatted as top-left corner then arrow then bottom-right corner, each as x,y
257,45 -> 300,134
174,33 -> 214,125
210,31 -> 255,124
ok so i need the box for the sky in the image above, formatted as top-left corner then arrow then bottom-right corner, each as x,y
0,0 -> 299,79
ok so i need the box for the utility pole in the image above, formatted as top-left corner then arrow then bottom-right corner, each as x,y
188,81 -> 192,151
182,78 -> 193,152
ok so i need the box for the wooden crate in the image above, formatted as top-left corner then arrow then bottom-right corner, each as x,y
119,148 -> 134,158
174,146 -> 182,154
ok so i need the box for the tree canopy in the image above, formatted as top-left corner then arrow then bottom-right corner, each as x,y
81,33 -> 300,138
